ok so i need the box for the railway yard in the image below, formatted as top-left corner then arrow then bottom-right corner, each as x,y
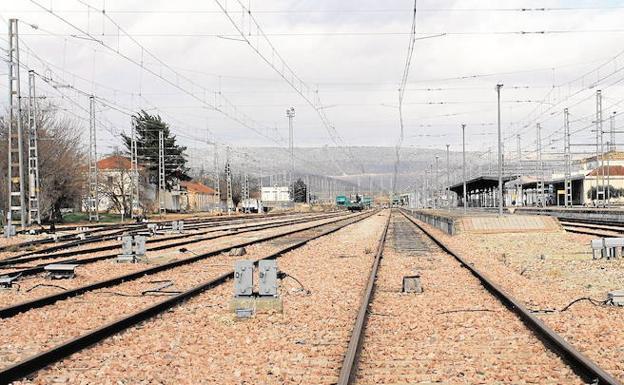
0,208 -> 621,384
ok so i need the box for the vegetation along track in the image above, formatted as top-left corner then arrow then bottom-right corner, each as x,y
0,210 -> 376,384
336,209 -> 621,385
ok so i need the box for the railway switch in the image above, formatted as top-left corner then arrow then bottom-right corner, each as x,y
402,275 -> 423,293
234,260 -> 254,297
44,264 -> 78,279
258,260 -> 278,297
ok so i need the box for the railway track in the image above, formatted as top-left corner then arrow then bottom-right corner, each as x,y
336,209 -> 622,385
0,212 -> 342,274
561,220 -> 624,237
0,211 -> 306,255
0,209 -> 376,384
0,212 -> 349,314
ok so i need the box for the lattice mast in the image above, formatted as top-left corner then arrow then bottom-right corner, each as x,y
130,126 -> 139,218
7,19 -> 26,231
596,90 -> 605,205
213,141 -> 221,211
27,70 -> 41,225
88,96 -> 99,221
536,123 -> 545,208
225,146 -> 233,212
158,129 -> 166,215
564,108 -> 572,207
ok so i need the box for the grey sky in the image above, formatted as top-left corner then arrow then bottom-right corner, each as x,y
2,0 -> 624,168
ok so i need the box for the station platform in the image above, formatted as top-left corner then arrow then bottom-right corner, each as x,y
404,208 -> 562,235
460,206 -> 624,226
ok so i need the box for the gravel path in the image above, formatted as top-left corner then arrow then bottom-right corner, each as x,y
12,211 -> 386,384
353,213 -> 583,384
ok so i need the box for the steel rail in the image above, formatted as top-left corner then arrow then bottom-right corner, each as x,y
0,211 -> 359,318
400,209 -> 622,385
0,210 -> 376,385
0,213 -> 343,281
0,212 -> 341,268
2,211 -> 301,253
337,210 -> 391,385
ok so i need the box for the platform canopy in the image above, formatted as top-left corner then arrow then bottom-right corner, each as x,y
449,175 -> 516,198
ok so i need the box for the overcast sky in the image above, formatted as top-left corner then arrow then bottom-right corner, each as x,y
3,0 -> 624,167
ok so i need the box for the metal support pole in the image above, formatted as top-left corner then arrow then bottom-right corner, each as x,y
610,111 -> 617,152
130,125 -> 139,218
496,84 -> 503,215
213,142 -> 220,212
435,155 -> 440,209
27,70 -> 41,225
158,129 -> 165,216
7,19 -> 26,231
446,144 -> 450,211
88,96 -> 99,222
305,175 -> 310,204
536,123 -> 544,208
225,146 -> 233,214
596,90 -> 604,206
462,124 -> 467,214
564,108 -> 572,207
286,107 -> 295,201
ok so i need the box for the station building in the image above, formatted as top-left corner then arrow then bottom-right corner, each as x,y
448,151 -> 624,208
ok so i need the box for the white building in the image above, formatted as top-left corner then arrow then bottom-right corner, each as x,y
261,186 -> 290,202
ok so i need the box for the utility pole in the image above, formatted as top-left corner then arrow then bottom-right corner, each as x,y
286,107 -> 295,201
462,124 -> 467,214
435,155 -> 440,209
130,125 -> 139,218
536,123 -> 544,208
516,134 -> 522,205
27,70 -> 41,225
225,146 -> 233,214
305,175 -> 310,204
158,129 -> 166,216
564,108 -> 572,207
213,142 -> 221,212
446,144 -> 450,211
496,84 -> 504,216
242,155 -> 249,201
610,111 -> 617,152
7,19 -> 26,232
88,96 -> 99,222
596,90 -> 604,206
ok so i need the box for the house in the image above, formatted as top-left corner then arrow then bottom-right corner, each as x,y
84,155 -> 155,214
180,180 -> 220,212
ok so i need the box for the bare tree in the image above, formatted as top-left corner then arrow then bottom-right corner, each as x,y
0,103 -> 85,223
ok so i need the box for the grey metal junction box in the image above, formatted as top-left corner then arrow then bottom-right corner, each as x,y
234,260 -> 254,297
258,260 -> 278,297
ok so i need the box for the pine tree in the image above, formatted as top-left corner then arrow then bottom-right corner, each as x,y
121,110 -> 190,189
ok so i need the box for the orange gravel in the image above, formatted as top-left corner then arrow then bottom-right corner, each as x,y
13,211 -> 386,385
411,212 -> 624,381
354,213 -> 583,384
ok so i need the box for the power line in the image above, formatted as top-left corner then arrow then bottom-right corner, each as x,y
213,0 -> 366,174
